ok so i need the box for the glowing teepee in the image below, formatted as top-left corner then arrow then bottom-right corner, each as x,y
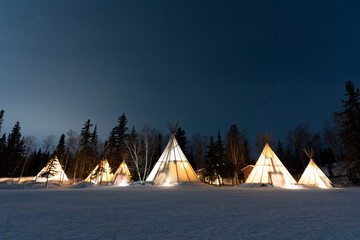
85,159 -> 113,184
298,149 -> 332,188
246,136 -> 296,185
34,156 -> 69,183
113,158 -> 132,186
146,124 -> 199,185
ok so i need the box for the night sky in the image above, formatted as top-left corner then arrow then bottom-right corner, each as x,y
1,0 -> 359,143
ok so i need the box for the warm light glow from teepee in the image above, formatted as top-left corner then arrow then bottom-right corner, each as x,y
283,184 -> 303,189
163,179 -> 173,187
118,178 -> 129,187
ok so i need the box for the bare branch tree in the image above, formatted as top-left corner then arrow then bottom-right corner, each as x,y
19,136 -> 37,182
323,119 -> 345,175
126,130 -> 142,181
43,135 -> 56,154
190,132 -> 208,170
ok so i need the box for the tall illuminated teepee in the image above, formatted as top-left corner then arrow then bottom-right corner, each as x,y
34,156 -> 69,183
246,135 -> 296,185
298,149 -> 332,188
85,159 -> 113,184
146,123 -> 199,185
113,155 -> 132,186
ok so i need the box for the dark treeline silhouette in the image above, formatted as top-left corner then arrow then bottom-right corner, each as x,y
0,81 -> 359,184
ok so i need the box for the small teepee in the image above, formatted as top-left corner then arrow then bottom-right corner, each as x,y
85,159 -> 113,184
146,123 -> 199,185
113,155 -> 132,186
246,135 -> 296,185
298,149 -> 332,188
34,156 -> 69,183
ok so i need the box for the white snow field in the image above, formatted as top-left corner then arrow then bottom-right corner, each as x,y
0,185 -> 359,240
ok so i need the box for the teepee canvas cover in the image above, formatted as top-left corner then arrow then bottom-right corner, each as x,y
298,150 -> 332,188
113,160 -> 132,186
146,134 -> 199,185
34,157 -> 69,182
246,143 -> 296,185
85,159 -> 113,184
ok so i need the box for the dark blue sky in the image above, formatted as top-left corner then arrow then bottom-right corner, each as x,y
0,0 -> 359,143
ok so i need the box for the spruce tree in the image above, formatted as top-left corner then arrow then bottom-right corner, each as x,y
175,127 -> 188,154
225,124 -> 241,184
205,136 -> 217,182
39,157 -> 57,187
91,124 -> 98,152
215,131 -> 225,184
205,131 -> 225,185
90,124 -> 99,172
335,81 -> 360,184
276,140 -> 286,167
106,113 -> 129,169
0,134 -> 6,172
1,122 -> 24,176
105,128 -> 117,161
116,114 -> 129,152
79,119 -> 93,152
0,109 -> 4,133
54,134 -> 66,164
77,119 -> 94,180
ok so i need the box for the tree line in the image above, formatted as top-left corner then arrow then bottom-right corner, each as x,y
0,81 -> 359,185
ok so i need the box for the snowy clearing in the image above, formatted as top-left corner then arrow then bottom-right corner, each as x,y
0,185 -> 359,240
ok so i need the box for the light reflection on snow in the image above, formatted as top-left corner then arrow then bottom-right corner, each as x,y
163,179 -> 173,187
283,184 -> 303,189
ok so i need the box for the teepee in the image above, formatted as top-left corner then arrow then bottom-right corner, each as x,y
34,156 -> 69,183
246,135 -> 296,185
113,156 -> 132,186
298,149 -> 332,188
146,124 -> 199,185
85,159 -> 113,184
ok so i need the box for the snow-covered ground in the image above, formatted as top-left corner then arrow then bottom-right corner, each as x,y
0,184 -> 359,240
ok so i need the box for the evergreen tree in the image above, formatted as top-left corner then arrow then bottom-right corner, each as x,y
276,140 -> 284,159
91,124 -> 98,152
90,159 -> 107,184
205,131 -> 225,185
39,157 -> 57,187
54,134 -> 66,164
175,127 -> 188,154
0,110 -> 4,170
153,133 -> 163,164
335,81 -> 360,184
22,149 -> 38,176
188,133 -> 208,171
30,149 -> 50,177
0,134 -> 6,171
79,119 -> 93,152
215,131 -> 226,182
225,125 -> 243,184
0,109 -> 4,133
90,124 -> 99,173
105,128 -> 116,162
106,113 -> 129,169
205,136 -> 217,182
116,114 -> 129,152
77,119 -> 94,180
1,122 -> 24,176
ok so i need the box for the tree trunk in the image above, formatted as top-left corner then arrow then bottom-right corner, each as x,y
18,156 -> 28,182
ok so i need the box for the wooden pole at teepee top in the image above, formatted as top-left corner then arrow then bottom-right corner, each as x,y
303,148 -> 314,159
168,121 -> 179,134
260,132 -> 273,144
